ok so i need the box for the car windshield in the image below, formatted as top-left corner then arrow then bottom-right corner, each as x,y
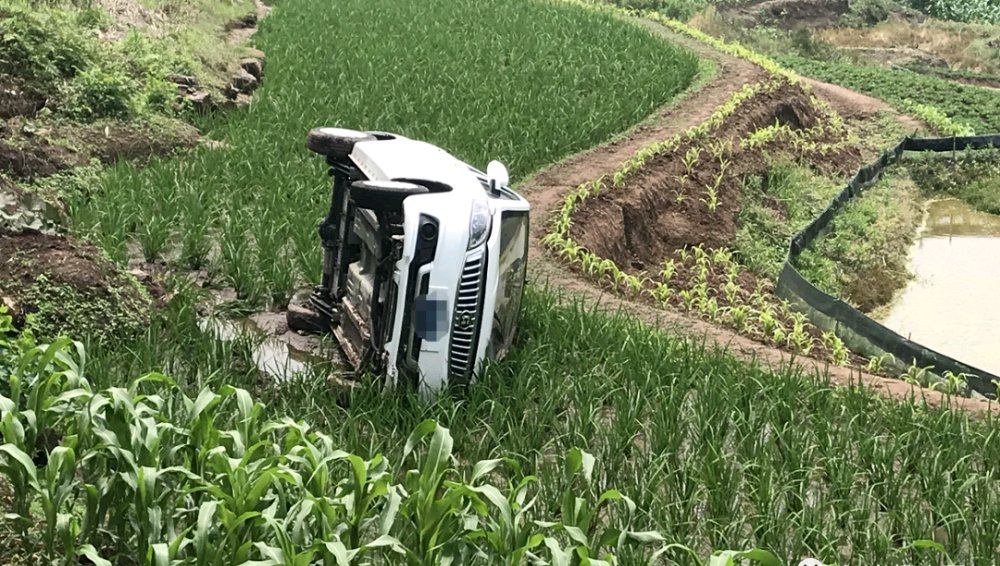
488,211 -> 529,359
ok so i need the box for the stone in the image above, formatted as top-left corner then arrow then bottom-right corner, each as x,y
287,303 -> 327,333
167,74 -> 198,87
187,91 -> 213,112
240,57 -> 264,80
244,47 -> 266,62
127,268 -> 151,282
230,68 -> 258,94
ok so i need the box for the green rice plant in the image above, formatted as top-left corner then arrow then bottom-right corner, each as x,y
777,54 -> 1000,133
76,0 -> 699,309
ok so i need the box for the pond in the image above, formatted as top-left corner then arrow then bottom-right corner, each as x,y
876,198 -> 1000,377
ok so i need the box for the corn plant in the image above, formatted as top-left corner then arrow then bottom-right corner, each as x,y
649,282 -> 674,306
822,332 -> 848,366
932,371 -> 970,396
901,360 -> 935,388
866,353 -> 896,374
0,333 -> 683,565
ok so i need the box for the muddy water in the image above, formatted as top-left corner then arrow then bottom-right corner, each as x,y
198,316 -> 322,381
877,198 -> 1000,375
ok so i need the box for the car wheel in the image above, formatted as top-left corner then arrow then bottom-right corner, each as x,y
306,127 -> 375,161
349,180 -> 429,211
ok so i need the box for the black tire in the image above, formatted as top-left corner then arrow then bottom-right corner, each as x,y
306,127 -> 375,160
349,180 -> 429,211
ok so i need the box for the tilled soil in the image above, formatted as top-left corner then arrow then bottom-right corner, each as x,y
522,17 -> 997,415
0,232 -> 151,339
569,80 -> 850,271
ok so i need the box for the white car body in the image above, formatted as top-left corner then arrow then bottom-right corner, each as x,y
342,133 -> 530,392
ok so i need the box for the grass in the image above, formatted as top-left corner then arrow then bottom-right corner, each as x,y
908,149 -> 1000,215
6,0 -> 1000,562
774,54 -> 1000,134
3,284 -> 994,564
795,170 -> 923,312
71,0 -> 700,306
735,161 -> 846,280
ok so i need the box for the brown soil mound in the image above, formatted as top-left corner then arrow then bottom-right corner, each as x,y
0,232 -> 151,341
570,81 -> 859,273
0,76 -> 46,119
0,121 -> 199,180
728,0 -> 850,29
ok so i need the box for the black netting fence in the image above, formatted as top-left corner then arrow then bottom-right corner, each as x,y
776,134 -> 1000,398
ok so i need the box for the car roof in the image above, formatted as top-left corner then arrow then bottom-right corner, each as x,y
350,136 -> 489,195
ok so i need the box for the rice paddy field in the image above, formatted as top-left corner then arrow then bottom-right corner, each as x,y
4,0 -> 1000,564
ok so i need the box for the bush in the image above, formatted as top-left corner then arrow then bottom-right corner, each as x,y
907,0 -> 1000,23
0,2 -> 95,84
61,65 -> 137,120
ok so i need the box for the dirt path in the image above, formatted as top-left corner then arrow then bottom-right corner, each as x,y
520,17 -> 997,416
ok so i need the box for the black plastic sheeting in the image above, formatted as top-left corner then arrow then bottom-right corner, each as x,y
776,134 -> 1000,398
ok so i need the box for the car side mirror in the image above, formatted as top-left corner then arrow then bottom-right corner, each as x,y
486,160 -> 509,195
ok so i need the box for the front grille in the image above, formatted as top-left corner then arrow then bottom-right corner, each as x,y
448,252 -> 486,381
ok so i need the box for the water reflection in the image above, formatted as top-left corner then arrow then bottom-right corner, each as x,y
198,316 -> 317,380
877,198 -> 1000,376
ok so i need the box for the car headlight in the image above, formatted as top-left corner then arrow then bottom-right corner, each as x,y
468,200 -> 492,249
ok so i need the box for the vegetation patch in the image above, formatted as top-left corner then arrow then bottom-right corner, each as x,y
795,170 -> 923,311
541,16 -> 881,365
72,0 -> 701,306
0,232 -> 151,343
775,54 -> 1000,133
908,148 -> 1000,215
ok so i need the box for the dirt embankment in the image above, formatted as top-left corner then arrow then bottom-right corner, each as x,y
724,0 -> 851,30
0,1 -> 270,341
523,17 -> 997,415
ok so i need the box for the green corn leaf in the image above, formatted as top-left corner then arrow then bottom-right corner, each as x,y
627,530 -> 665,544
709,548 -> 783,566
544,537 -> 572,566
253,541 -> 285,562
468,483 -> 512,527
565,448 -> 596,484
77,544 -> 112,566
421,423 -> 454,490
195,499 -> 218,561
149,543 -> 170,566
379,486 -> 401,536
190,388 -> 221,424
364,534 -> 407,554
471,458 -> 503,483
322,541 -> 354,566
564,525 -> 589,546
402,418 -> 437,464
0,443 -> 38,484
648,543 -> 702,564
1,411 -> 25,447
